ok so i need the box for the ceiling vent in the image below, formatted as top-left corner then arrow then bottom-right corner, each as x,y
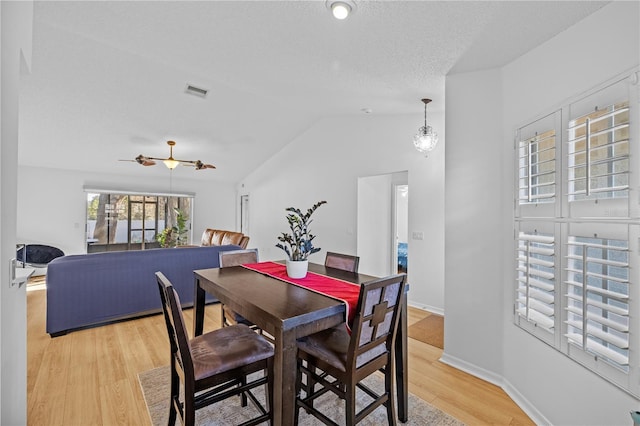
185,84 -> 208,98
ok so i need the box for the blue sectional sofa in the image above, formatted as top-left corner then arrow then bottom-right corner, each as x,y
46,245 -> 240,336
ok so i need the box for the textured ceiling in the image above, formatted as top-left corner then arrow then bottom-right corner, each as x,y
18,1 -> 609,182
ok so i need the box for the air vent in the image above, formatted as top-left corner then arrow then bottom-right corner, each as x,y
185,84 -> 208,98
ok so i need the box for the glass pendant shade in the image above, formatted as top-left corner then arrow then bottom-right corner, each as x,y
413,98 -> 438,155
413,125 -> 438,154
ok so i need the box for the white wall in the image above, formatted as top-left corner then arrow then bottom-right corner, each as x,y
444,2 -> 640,425
238,112 -> 446,312
443,69 -> 504,379
17,165 -> 237,256
500,3 -> 639,425
357,173 -> 393,277
1,2 -> 33,424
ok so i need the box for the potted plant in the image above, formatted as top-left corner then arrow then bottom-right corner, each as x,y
156,208 -> 189,248
276,200 -> 327,278
156,227 -> 174,248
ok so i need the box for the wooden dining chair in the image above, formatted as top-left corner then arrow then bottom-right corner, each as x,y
324,251 -> 360,273
294,273 -> 407,426
218,249 -> 260,330
156,272 -> 274,426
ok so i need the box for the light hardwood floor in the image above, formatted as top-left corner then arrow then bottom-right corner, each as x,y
27,286 -> 534,425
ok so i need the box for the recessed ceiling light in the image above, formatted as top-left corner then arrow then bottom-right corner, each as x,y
326,0 -> 355,20
361,108 -> 372,114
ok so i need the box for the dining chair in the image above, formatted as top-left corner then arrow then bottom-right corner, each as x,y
324,251 -> 360,273
156,272 -> 274,426
218,249 -> 260,330
294,273 -> 407,425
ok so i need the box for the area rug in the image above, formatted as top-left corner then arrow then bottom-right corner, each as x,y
138,366 -> 464,425
408,314 -> 444,349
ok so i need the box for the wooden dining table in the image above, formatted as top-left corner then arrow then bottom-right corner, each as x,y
193,262 -> 408,425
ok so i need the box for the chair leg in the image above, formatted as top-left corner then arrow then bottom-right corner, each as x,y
240,375 -> 248,406
345,383 -> 357,426
184,383 -> 197,426
267,359 -> 274,424
294,358 -> 303,426
385,368 -> 397,426
304,362 -> 316,409
169,360 -> 179,426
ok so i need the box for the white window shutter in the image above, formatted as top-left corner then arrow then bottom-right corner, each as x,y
516,231 -> 556,339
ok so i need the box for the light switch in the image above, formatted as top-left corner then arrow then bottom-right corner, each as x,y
412,231 -> 424,240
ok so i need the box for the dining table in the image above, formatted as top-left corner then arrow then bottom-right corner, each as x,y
193,261 -> 408,425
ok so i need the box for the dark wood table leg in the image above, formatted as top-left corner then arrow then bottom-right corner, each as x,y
396,290 -> 409,422
272,327 -> 298,425
193,277 -> 205,337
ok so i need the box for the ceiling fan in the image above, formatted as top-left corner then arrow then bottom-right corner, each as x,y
121,141 -> 216,170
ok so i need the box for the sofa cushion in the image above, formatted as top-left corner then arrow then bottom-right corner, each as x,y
201,229 -> 247,247
201,229 -> 215,246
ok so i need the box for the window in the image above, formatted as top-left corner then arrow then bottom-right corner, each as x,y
85,189 -> 194,253
565,234 -> 629,371
514,71 -> 639,396
518,128 -> 556,204
567,102 -> 630,201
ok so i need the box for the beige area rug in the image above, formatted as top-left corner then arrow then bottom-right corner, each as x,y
138,366 -> 464,425
408,314 -> 444,349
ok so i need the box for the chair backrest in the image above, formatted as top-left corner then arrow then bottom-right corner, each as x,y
219,248 -> 259,267
239,235 -> 250,249
348,274 -> 406,372
324,252 -> 360,273
156,272 -> 194,381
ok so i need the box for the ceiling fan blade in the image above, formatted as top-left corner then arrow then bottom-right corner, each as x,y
194,160 -> 216,170
135,155 -> 156,166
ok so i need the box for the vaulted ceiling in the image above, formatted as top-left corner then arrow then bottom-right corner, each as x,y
18,1 -> 609,182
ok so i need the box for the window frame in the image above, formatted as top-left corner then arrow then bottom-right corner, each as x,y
513,69 -> 639,397
84,188 -> 195,253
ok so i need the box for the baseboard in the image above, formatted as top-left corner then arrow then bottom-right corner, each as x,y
439,352 -> 504,386
407,301 -> 444,316
439,352 -> 549,425
501,378 -> 550,426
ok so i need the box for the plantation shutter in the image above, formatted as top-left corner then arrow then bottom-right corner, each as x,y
518,129 -> 556,204
565,235 -> 630,370
516,232 -> 555,333
567,101 -> 630,201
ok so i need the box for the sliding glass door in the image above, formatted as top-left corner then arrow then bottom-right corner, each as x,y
85,190 -> 193,253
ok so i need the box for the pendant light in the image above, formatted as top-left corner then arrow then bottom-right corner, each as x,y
413,98 -> 438,155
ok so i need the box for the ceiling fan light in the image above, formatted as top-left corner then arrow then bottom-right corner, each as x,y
163,159 -> 180,169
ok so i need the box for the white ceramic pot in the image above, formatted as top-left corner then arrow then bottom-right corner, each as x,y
286,259 -> 308,279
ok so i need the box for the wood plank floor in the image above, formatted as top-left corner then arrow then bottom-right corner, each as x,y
27,286 -> 534,425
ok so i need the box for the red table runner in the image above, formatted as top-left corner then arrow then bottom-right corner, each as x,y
241,261 -> 361,329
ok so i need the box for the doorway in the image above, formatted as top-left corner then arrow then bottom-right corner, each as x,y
393,184 -> 408,274
240,194 -> 249,235
357,171 -> 408,277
